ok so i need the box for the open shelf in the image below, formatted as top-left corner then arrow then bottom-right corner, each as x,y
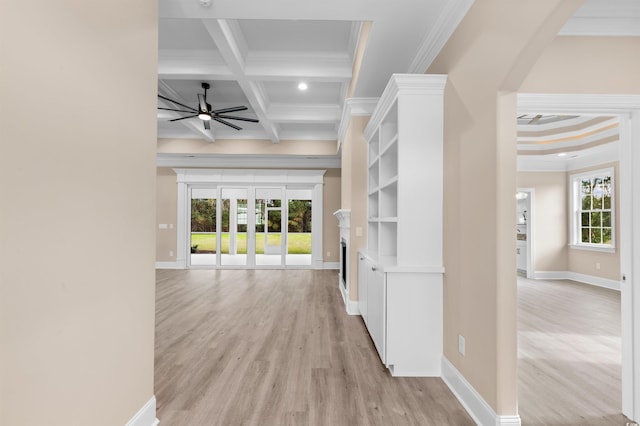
368,221 -> 379,252
379,222 -> 397,257
368,192 -> 379,218
369,130 -> 380,160
380,141 -> 398,183
379,180 -> 398,218
368,159 -> 379,189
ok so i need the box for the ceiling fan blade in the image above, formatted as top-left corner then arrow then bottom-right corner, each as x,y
169,114 -> 198,122
212,106 -> 248,114
517,114 -> 527,119
216,114 -> 259,123
158,95 -> 197,112
197,93 -> 209,113
214,117 -> 242,130
529,114 -> 543,124
204,120 -> 211,130
158,107 -> 197,114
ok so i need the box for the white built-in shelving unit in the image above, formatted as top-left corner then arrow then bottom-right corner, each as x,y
358,74 -> 446,376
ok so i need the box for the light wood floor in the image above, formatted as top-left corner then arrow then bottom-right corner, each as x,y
517,277 -> 628,425
155,269 -> 474,426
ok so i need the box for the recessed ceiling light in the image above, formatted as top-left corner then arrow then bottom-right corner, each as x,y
298,82 -> 308,91
557,153 -> 567,157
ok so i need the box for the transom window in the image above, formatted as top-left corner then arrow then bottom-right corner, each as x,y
570,168 -> 615,251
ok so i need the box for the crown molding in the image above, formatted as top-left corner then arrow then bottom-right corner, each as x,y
517,142 -> 619,172
518,94 -> 640,115
408,0 -> 475,73
364,74 -> 447,142
337,97 -> 378,147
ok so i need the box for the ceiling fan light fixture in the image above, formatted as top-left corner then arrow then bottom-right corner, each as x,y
198,112 -> 212,121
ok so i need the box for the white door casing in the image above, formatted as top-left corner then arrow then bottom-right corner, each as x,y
518,93 -> 640,421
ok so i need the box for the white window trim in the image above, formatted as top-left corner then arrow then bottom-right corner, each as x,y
569,167 -> 615,252
174,168 -> 326,269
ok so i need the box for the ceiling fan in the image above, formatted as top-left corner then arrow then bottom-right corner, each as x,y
517,114 -> 544,124
158,82 -> 259,130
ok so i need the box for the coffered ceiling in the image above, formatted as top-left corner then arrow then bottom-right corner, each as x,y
157,0 -> 474,143
157,0 -> 639,149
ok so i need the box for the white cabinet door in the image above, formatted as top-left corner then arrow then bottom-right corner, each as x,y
367,265 -> 386,363
358,254 -> 368,324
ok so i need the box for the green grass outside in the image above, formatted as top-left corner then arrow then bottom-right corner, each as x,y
191,232 -> 311,254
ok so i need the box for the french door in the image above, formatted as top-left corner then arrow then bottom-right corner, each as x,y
189,185 -> 310,268
220,188 -> 249,267
255,188 -> 285,266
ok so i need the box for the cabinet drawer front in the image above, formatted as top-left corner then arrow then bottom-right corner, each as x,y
367,268 -> 386,363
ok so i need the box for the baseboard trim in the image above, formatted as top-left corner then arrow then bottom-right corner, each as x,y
126,396 -> 159,426
534,270 -> 620,291
442,357 -> 521,426
346,299 -> 359,315
155,261 -> 181,269
324,262 -> 340,270
338,281 -> 360,316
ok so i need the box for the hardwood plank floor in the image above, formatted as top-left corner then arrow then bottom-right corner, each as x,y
517,277 -> 629,425
155,269 -> 474,426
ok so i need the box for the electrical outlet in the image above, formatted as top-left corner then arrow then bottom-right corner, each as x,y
327,251 -> 331,257
596,262 -> 601,270
458,335 -> 466,356
169,250 -> 174,257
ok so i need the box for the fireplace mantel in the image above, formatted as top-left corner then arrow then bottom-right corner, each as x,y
333,209 -> 351,229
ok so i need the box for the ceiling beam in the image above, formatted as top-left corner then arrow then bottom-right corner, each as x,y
158,80 -> 216,142
268,104 -> 341,123
158,49 -> 232,80
159,49 -> 352,82
202,19 -> 281,143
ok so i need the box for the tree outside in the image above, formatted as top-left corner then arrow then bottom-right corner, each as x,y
190,198 -> 313,255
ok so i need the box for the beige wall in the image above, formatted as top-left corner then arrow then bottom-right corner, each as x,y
158,138 -> 338,156
155,167 -> 341,264
520,36 -> 640,94
567,163 -> 621,281
323,169 -> 342,264
517,166 -> 621,280
427,0 -> 583,415
340,116 -> 370,301
0,2 -> 157,425
518,35 -> 640,283
517,172 -> 568,272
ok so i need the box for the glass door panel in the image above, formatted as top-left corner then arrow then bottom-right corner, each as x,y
221,188 -> 248,266
286,198 -> 312,266
286,189 -> 313,266
255,188 -> 284,266
190,188 -> 217,266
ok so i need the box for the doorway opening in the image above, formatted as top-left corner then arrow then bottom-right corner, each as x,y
515,94 -> 639,422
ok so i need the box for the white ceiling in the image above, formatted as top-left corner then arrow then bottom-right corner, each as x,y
157,0 -> 639,146
157,0 -> 473,142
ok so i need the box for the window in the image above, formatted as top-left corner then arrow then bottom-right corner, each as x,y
570,168 -> 614,251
